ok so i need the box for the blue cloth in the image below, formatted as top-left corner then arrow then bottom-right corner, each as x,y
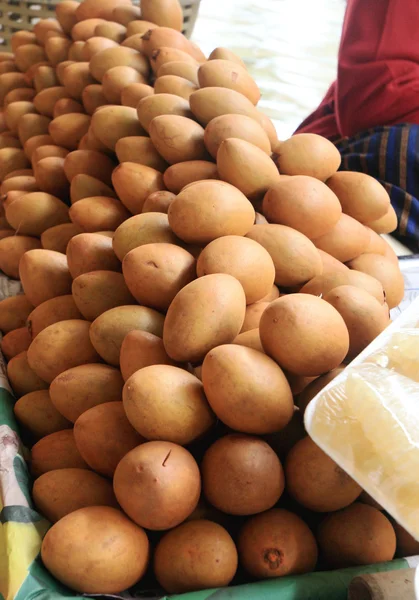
334,123 -> 419,250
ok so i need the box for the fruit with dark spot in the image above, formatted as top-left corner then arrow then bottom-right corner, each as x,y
238,508 -> 318,578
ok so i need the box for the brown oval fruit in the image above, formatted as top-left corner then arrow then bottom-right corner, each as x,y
74,401 -> 144,477
327,171 -> 390,223
112,162 -> 165,214
27,320 -> 101,384
102,65 -> 146,104
324,285 -> 390,360
202,344 -> 293,434
33,19 -> 64,44
246,224 -> 323,287
24,134 -> 54,160
69,196 -> 130,233
15,44 -> 47,72
14,389 -> 71,440
115,136 -> 168,172
0,295 -> 33,333
113,441 -> 201,530
0,147 -> 30,180
197,236 -> 275,304
317,503 -> 396,568
63,149 -> 115,185
89,45 -> 149,82
120,330 -> 176,381
238,509 -> 318,578
263,176 -> 342,239
90,305 -> 165,366
168,180 -> 255,244
5,101 -> 38,134
300,270 -> 385,305
285,436 -> 362,511
11,31 -> 37,52
49,113 -> 91,151
33,468 -> 118,523
113,213 -> 179,261
157,61 -> 199,84
240,302 -> 270,333
163,274 -> 246,363
154,520 -> 238,594
72,271 -> 135,321
61,62 -> 96,100
66,233 -> 120,278
27,295 -> 82,340
6,192 -> 69,236
149,115 -> 209,165
204,113 -> 270,159
367,205 -> 398,234
141,0 -> 183,30
121,82 -> 154,107
137,93 -> 193,132
31,144 -> 69,165
313,214 -> 369,263
31,430 -> 88,477
232,329 -> 264,354
19,249 -> 72,307
94,21 -> 127,44
91,105 -> 146,151
112,4 -> 142,26
208,47 -> 246,67
33,156 -> 69,198
82,83 -> 109,114
55,1 -> 78,33
151,46 -> 197,71
189,87 -> 260,126
217,138 -> 280,201
0,72 -> 31,105
1,327 -> 31,360
50,363 -> 124,422
202,434 -> 284,515
260,295 -> 349,376
44,37 -> 72,66
123,365 -> 215,444
7,351 -> 48,397
71,19 -> 106,41
70,173 -> 116,204
163,161 -> 219,193
41,223 -> 83,254
122,243 -> 196,311
274,133 -> 341,181
141,27 -> 205,62
41,506 -> 149,594
35,65 -> 60,92
154,74 -> 198,100
19,114 -> 52,148
199,59 -> 260,104
347,253 -> 404,309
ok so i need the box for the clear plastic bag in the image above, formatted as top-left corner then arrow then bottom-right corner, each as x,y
305,296 -> 419,541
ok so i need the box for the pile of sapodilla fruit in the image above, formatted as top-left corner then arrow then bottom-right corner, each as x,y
0,0 -> 412,594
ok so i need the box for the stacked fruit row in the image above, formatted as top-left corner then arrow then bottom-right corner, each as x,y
0,0 -> 414,595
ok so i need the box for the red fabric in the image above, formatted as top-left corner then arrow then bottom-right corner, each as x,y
296,0 -> 419,139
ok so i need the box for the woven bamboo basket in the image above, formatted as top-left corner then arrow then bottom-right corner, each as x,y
0,0 -> 200,49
